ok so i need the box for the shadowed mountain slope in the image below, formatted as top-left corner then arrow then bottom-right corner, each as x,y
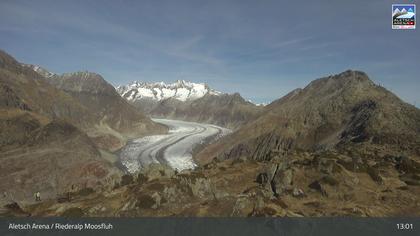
149,93 -> 263,129
45,71 -> 167,140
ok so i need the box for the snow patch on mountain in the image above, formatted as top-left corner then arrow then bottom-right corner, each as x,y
247,99 -> 267,107
21,63 -> 55,78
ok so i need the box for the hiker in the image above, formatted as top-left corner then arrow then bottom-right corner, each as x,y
35,192 -> 41,201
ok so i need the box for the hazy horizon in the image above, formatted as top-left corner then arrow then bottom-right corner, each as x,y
0,0 -> 419,105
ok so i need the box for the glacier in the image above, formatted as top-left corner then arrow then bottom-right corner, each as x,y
119,119 -> 231,173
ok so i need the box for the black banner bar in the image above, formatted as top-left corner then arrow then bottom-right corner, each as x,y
0,217 -> 419,236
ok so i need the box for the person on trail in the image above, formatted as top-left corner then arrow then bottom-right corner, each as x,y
35,192 -> 41,201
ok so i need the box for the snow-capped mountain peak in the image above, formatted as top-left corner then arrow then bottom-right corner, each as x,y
116,80 -> 223,102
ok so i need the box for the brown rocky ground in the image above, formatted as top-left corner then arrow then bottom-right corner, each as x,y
3,147 -> 420,217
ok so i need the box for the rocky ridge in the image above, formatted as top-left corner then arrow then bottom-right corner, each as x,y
197,70 -> 420,163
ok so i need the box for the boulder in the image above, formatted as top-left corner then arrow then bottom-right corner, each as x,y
151,192 -> 161,209
367,166 -> 383,184
231,196 -> 254,216
308,180 -> 328,196
400,173 -> 420,186
137,173 -> 149,185
256,173 -> 269,185
292,188 -> 305,198
271,169 -> 293,196
396,156 -> 420,174
178,172 -> 214,199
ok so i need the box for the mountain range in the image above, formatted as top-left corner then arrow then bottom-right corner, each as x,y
117,80 -> 222,102
1,48 -> 420,217
117,81 -> 263,129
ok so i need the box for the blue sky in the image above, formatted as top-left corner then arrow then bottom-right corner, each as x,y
0,0 -> 419,105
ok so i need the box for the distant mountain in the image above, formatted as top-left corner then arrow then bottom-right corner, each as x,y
197,70 -> 420,164
150,93 -> 263,129
117,80 -> 222,102
117,80 -> 262,129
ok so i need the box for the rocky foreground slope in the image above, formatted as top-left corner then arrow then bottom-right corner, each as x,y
3,70 -> 419,217
3,154 -> 420,217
